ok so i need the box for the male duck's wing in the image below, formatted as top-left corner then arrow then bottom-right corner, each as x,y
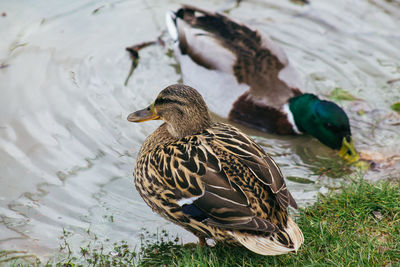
167,5 -> 237,74
167,5 -> 302,108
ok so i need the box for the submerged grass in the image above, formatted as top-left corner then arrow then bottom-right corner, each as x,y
3,178 -> 399,266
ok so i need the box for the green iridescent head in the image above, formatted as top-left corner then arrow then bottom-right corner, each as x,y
289,94 -> 358,163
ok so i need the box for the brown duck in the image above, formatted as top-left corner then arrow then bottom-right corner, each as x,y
127,84 -> 303,255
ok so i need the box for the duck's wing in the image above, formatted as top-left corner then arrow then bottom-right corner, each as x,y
148,124 -> 296,232
209,123 -> 298,210
167,5 -> 302,108
149,135 -> 276,232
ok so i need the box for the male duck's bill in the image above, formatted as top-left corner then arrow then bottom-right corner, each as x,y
127,103 -> 160,122
166,5 -> 360,164
339,137 -> 359,164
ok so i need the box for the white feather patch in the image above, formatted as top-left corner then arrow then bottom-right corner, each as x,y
177,195 -> 201,206
165,11 -> 178,42
282,103 -> 302,134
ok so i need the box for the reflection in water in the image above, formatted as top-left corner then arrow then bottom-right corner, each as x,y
0,0 -> 399,261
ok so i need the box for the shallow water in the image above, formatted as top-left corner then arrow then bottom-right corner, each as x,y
0,0 -> 399,261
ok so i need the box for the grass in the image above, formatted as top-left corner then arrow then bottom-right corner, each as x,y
137,178 -> 400,266
2,178 -> 399,266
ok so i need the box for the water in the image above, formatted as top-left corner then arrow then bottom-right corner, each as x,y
0,0 -> 399,261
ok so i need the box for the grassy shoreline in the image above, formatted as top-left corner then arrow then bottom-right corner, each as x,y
3,177 -> 399,266
136,177 -> 400,266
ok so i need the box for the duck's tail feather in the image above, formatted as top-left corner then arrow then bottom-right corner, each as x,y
230,217 -> 303,256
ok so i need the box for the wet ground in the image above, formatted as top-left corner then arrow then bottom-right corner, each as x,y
1,0 -> 399,261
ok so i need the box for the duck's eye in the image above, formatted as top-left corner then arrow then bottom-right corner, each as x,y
147,107 -> 151,111
324,123 -> 339,132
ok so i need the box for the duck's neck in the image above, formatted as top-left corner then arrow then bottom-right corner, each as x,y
166,119 -> 211,139
140,123 -> 175,154
282,103 -> 302,134
287,94 -> 320,135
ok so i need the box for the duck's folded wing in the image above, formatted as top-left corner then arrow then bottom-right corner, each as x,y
208,123 -> 298,210
194,168 -> 278,232
154,137 -> 278,233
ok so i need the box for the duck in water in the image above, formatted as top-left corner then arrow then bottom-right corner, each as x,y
166,5 -> 359,163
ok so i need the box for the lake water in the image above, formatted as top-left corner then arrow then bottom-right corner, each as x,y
1,0 -> 399,262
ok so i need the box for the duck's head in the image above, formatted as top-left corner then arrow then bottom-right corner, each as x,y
289,94 -> 359,163
127,84 -> 212,138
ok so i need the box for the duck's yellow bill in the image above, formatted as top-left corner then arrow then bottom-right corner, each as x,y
338,136 -> 359,164
127,104 -> 160,122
